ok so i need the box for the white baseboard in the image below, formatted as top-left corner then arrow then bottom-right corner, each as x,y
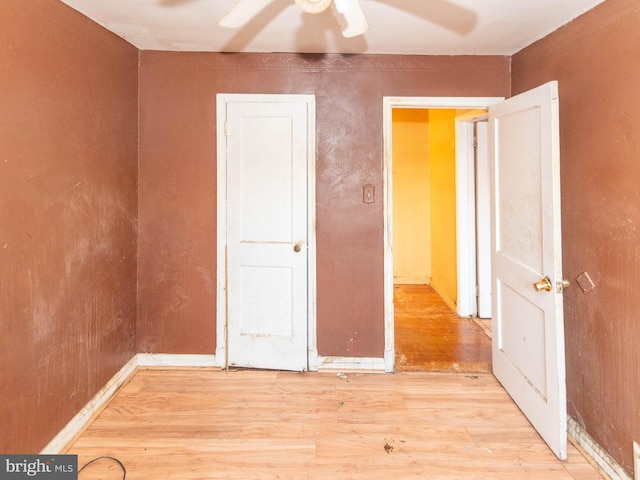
316,356 -> 385,372
568,416 -> 631,480
43,353 -> 388,454
40,355 -> 139,454
136,353 -> 218,368
41,353 -> 220,454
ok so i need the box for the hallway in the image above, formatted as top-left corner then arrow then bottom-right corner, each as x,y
394,284 -> 492,373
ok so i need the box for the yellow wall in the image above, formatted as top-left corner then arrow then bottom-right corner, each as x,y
428,109 -> 458,306
392,108 -> 458,308
392,109 -> 430,283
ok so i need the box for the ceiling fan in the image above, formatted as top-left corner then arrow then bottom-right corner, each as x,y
219,0 -> 369,38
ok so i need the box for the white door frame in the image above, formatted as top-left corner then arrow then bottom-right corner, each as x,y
216,93 -> 318,370
455,111 -> 491,318
382,96 -> 503,372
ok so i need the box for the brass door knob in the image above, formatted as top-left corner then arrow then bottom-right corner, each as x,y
294,244 -> 302,253
533,277 -> 552,292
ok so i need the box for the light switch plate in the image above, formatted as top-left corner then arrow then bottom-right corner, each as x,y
634,441 -> 639,480
576,271 -> 595,293
363,184 -> 375,204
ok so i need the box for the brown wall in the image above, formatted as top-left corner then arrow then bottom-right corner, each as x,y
513,0 -> 640,474
0,0 -> 138,453
137,53 -> 510,356
6,0 -> 636,471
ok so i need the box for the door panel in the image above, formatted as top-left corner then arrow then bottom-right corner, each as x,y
237,114 -> 295,243
239,264 -> 293,337
497,279 -> 547,396
224,97 -> 313,371
490,81 -> 566,459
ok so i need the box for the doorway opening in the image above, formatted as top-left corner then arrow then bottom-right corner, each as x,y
382,96 -> 503,373
383,85 -> 567,459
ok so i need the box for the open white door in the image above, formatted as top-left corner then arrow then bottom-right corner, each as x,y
490,81 -> 567,459
218,94 -> 315,372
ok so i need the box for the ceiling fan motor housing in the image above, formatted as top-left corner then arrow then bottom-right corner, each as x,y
295,0 -> 332,14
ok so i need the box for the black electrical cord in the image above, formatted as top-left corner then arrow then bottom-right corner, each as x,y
78,456 -> 126,480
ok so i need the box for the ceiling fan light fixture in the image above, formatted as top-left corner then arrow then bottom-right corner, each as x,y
219,0 -> 369,38
294,0 -> 332,14
330,0 -> 369,38
333,0 -> 349,14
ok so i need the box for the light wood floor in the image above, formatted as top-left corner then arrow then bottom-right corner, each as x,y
67,369 -> 604,479
394,284 -> 492,373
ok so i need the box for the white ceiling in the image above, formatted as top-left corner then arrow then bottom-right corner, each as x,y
59,0 -> 606,56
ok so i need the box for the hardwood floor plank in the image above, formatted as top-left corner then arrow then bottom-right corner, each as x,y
394,284 -> 491,372
67,369 -> 604,480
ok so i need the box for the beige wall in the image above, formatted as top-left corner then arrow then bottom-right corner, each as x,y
428,109 -> 458,307
392,109 -> 431,284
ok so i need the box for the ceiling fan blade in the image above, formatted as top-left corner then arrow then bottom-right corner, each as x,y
218,0 -> 279,28
331,0 -> 369,38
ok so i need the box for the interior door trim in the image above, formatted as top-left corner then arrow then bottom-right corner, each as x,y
215,93 -> 317,370
382,96 -> 503,372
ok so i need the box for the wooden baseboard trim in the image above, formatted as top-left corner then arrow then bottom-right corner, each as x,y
568,416 -> 631,480
316,356 -> 385,372
40,355 -> 139,454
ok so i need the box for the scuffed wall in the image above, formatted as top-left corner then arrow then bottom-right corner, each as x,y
0,0 -> 138,453
513,0 -> 640,474
137,53 -> 510,357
